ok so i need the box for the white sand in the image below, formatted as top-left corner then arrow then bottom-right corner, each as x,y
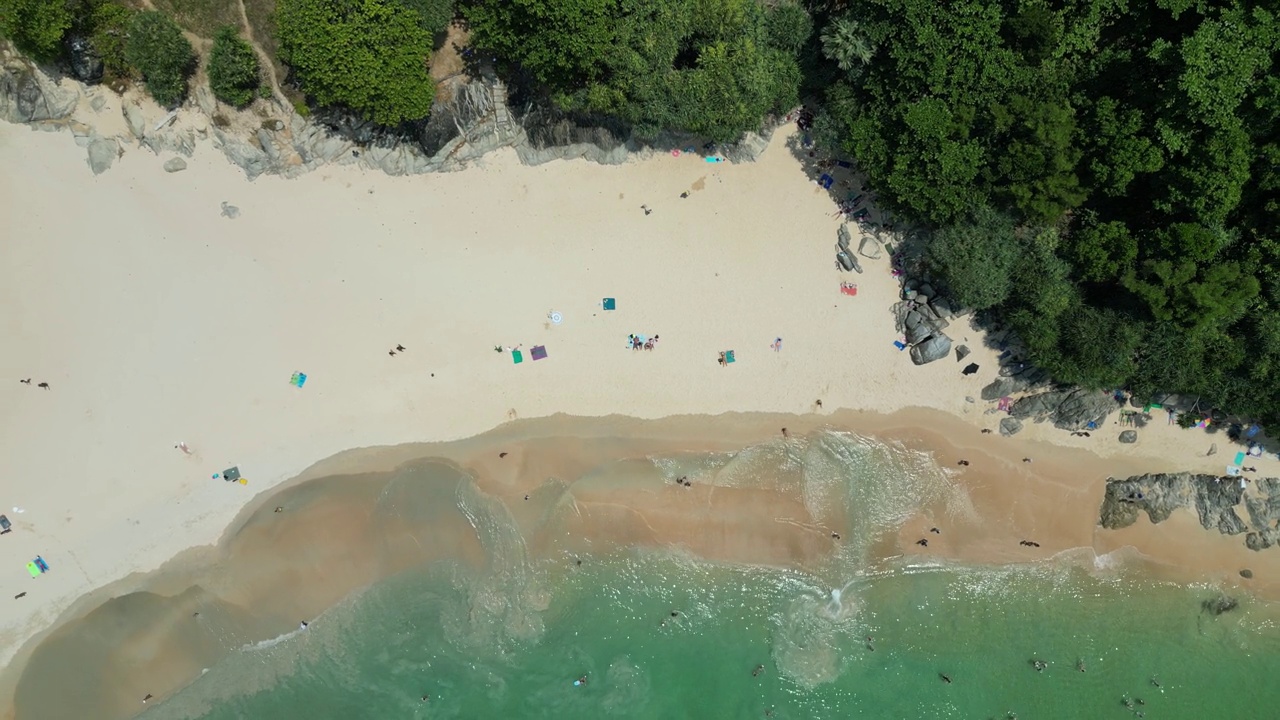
0,112 -> 1249,671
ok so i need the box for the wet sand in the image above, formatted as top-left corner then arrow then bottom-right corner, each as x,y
5,408 -> 1277,719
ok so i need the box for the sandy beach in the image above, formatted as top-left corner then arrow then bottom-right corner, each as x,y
0,107 -> 1271,717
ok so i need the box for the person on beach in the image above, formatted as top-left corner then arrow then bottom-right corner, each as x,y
916,538 -> 928,547
957,460 -> 969,466
19,378 -> 30,384
718,352 -> 727,366
37,382 -> 49,389
396,344 -> 405,352
274,507 -> 283,513
771,337 -> 782,352
389,350 -> 397,357
142,694 -> 153,704
781,428 -> 788,438
300,621 -> 309,630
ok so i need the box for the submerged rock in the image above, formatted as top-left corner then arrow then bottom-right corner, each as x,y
1201,595 -> 1238,615
1240,568 -> 1254,579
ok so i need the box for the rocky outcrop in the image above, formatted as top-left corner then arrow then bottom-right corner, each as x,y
1099,473 -> 1280,550
1,51 -> 787,181
892,287 -> 958,365
1011,388 -> 1116,430
0,54 -> 78,124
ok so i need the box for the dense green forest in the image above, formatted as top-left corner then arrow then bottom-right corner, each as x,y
2,0 -> 1279,424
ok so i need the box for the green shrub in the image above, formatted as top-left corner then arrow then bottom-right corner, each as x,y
208,25 -> 260,106
0,0 -> 74,61
125,10 -> 195,106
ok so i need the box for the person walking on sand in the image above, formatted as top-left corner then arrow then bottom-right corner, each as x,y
176,442 -> 192,455
771,337 -> 782,352
37,382 -> 49,389
19,378 -> 30,384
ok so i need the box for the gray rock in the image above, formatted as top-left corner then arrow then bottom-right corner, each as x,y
1011,388 -> 1114,430
837,224 -> 852,252
999,417 -> 1023,436
1119,430 -> 1138,444
932,297 -> 953,319
86,137 -> 117,174
163,157 -> 187,173
910,333 -> 951,365
905,322 -> 933,345
955,345 -> 971,362
0,60 -> 79,123
1208,443 -> 1218,456
981,378 -> 1018,401
220,201 -> 240,219
122,102 -> 146,140
836,249 -> 861,273
917,283 -> 935,299
194,84 -> 218,116
858,234 -> 882,259
89,94 -> 107,112
1240,568 -> 1254,578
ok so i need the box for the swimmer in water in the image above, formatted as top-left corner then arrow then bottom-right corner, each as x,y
940,673 -> 952,684
421,695 -> 429,702
1076,658 -> 1086,672
752,664 -> 764,677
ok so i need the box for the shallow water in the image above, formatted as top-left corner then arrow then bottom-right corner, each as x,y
16,429 -> 1280,719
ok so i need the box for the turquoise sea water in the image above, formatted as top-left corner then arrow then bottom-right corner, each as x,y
131,432 -> 1280,720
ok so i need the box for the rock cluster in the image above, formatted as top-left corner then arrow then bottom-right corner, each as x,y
892,280 -> 957,365
1099,473 -> 1280,551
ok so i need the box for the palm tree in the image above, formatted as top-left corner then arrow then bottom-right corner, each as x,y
821,16 -> 876,74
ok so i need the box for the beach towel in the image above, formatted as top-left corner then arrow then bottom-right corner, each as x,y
531,345 -> 547,361
705,157 -> 723,163
512,350 -> 523,364
841,283 -> 858,296
1227,465 -> 1242,477
34,556 -> 48,572
603,298 -> 616,311
290,372 -> 307,388
820,174 -> 834,189
725,350 -> 736,364
223,466 -> 241,483
26,562 -> 39,579
893,340 -> 907,351
998,397 -> 1013,412
1235,452 -> 1247,466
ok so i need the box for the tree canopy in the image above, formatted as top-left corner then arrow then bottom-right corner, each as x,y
276,0 -> 436,125
0,0 -> 74,61
463,0 -> 807,141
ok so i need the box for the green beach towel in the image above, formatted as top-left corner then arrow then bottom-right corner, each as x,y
26,562 -> 39,578
1235,452 -> 1247,466
512,350 -> 523,364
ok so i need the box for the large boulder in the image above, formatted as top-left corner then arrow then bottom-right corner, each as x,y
163,157 -> 187,173
1011,388 -> 1114,430
981,378 -> 1018,401
1119,430 -> 1138,444
909,333 -> 951,365
955,345 -> 971,362
858,234 -> 882,259
905,321 -> 933,345
999,417 -> 1023,436
0,60 -> 78,123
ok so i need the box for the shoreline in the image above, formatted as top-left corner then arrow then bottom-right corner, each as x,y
1,111 -> 1275,717
4,408 -> 1278,718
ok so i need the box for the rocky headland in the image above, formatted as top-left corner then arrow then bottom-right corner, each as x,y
0,46 -> 775,180
1100,473 -> 1280,551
